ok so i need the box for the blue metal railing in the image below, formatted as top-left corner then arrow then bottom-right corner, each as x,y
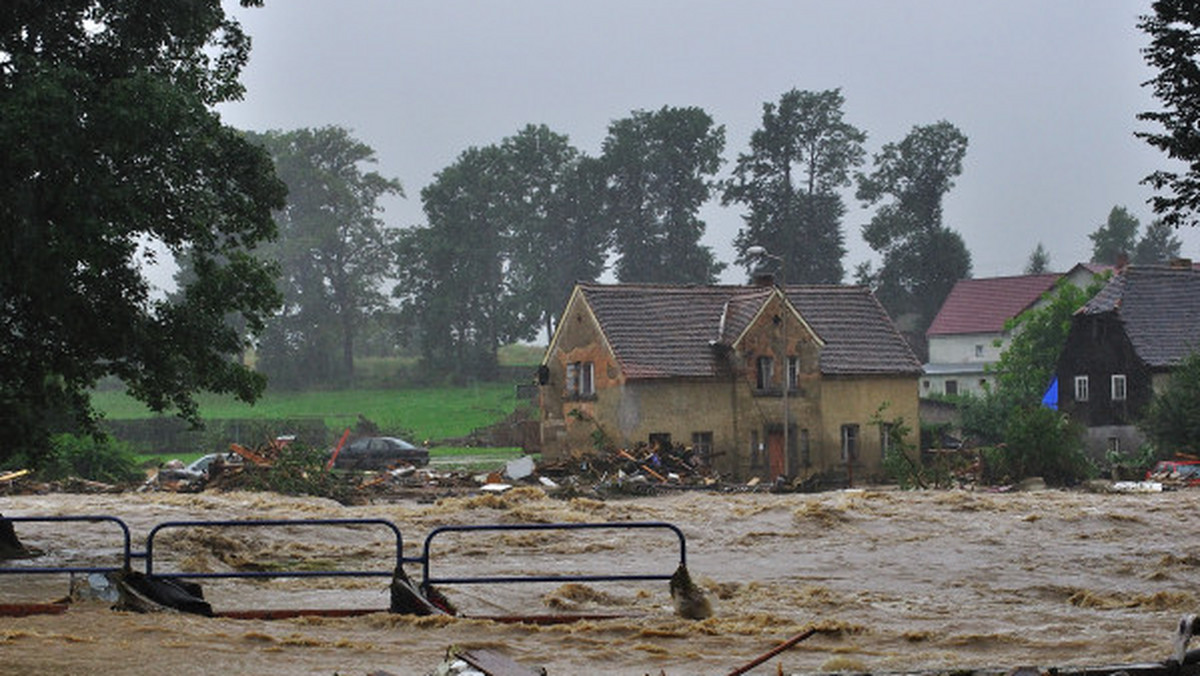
144,518 -> 407,579
420,521 -> 686,589
3,515 -> 691,613
0,515 -> 132,574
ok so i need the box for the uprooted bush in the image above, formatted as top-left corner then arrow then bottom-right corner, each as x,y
231,443 -> 357,504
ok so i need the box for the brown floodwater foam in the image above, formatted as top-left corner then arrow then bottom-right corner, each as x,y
4,488 -> 1200,674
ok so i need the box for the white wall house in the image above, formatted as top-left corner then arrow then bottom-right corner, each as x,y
922,264 -> 1109,399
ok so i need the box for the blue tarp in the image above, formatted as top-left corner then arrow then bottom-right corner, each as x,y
1041,376 -> 1058,410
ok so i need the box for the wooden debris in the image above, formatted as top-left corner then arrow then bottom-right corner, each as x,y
725,627 -> 818,676
455,647 -> 544,676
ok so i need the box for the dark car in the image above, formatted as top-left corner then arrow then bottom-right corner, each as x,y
330,436 -> 429,471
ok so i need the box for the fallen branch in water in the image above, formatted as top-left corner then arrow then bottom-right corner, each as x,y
725,627 -> 818,676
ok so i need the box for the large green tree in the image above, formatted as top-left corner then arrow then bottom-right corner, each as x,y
499,126 -> 609,339
0,0 -> 283,466
602,106 -> 726,284
1089,206 -> 1141,264
724,88 -> 865,283
1138,0 -> 1200,229
1088,206 -> 1183,265
856,121 -> 972,336
1133,218 -> 1183,264
395,145 -> 531,381
1141,350 -> 1200,457
961,279 -> 1099,485
248,127 -> 402,388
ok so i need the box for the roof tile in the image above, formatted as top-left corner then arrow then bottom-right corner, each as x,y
577,283 -> 921,379
1076,265 -> 1200,368
926,273 -> 1062,336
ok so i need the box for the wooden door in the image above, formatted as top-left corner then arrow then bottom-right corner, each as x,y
767,430 -> 786,480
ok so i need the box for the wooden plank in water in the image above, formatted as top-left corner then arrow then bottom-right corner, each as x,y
0,603 -> 68,617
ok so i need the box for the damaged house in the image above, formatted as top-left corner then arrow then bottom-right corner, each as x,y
538,279 -> 923,483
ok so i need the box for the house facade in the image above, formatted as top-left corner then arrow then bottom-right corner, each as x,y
1056,262 -> 1200,458
923,265 -> 1109,398
538,281 -> 922,483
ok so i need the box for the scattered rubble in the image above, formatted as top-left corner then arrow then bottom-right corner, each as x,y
11,437 -> 1200,501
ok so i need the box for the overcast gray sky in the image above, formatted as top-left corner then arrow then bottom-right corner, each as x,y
216,0 -> 1200,283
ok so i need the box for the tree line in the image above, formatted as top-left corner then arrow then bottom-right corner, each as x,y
247,94 -> 977,385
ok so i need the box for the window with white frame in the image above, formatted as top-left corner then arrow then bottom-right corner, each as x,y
566,361 -> 595,398
787,356 -> 799,391
1111,374 -> 1127,401
756,356 -> 774,390
841,424 -> 859,462
1074,375 -> 1089,402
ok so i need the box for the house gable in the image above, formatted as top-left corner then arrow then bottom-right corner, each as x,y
728,287 -> 824,354
542,286 -> 617,372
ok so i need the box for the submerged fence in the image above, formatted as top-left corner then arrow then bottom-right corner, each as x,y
0,514 -> 687,613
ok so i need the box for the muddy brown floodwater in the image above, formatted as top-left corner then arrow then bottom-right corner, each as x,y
2,486 -> 1199,675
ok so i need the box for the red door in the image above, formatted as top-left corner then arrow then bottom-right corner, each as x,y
767,430 -> 786,479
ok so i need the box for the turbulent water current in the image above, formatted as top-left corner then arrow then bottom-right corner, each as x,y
2,487 -> 1199,675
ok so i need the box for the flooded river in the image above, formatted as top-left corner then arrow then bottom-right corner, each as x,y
2,486 -> 1198,675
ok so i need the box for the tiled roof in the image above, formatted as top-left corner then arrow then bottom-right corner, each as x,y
1076,265 -> 1200,368
926,273 -> 1062,336
786,286 -> 923,375
577,283 -> 921,379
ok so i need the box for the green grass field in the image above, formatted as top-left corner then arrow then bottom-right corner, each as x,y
97,351 -> 545,470
92,382 -> 527,442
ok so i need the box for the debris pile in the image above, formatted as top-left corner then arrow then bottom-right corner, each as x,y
538,442 -> 720,494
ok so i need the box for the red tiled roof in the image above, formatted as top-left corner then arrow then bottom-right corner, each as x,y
576,283 -> 921,379
926,273 -> 1062,337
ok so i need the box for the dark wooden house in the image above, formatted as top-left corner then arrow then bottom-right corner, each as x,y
1056,261 -> 1200,457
